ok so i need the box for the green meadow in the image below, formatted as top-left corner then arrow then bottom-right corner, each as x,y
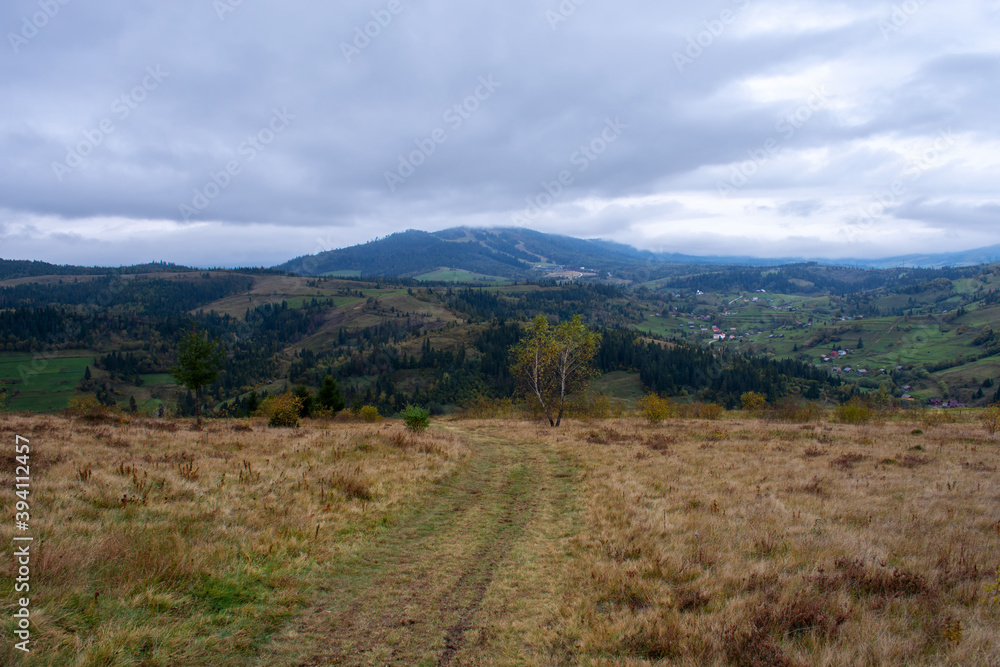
0,354 -> 91,412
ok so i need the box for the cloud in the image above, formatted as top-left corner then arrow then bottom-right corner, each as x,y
0,0 -> 997,266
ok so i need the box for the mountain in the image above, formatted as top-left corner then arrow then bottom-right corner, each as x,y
277,227 -> 658,279
276,227 -> 796,279
277,227 -> 1000,278
865,245 -> 1000,269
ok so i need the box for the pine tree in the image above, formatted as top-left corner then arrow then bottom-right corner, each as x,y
170,326 -> 225,426
317,376 -> 346,413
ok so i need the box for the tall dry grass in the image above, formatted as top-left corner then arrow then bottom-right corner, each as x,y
544,416 -> 1000,665
0,414 -> 466,665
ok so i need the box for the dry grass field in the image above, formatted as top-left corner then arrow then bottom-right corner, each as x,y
2,411 -> 999,665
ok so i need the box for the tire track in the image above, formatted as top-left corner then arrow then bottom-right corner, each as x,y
289,434 -> 545,666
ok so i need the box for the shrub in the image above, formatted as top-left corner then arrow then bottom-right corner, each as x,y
65,394 -> 129,423
401,405 -> 430,433
260,393 -> 303,428
987,566 -> 1000,602
566,392 -> 626,420
676,402 -> 724,420
637,394 -> 674,424
461,396 -> 519,419
292,385 -> 314,417
359,405 -> 381,423
699,403 -> 724,420
741,391 -> 768,414
771,399 -> 823,423
981,403 -> 1000,435
836,397 -> 873,425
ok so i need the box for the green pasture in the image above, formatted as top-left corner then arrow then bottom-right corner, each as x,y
0,354 -> 91,412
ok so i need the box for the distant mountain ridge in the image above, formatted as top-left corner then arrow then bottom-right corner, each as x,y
276,227 -> 1000,278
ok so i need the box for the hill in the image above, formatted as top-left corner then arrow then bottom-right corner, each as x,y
276,227 -> 1000,278
277,227 -> 662,280
3,254 -> 1000,417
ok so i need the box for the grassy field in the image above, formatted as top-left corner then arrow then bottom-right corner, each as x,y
138,374 -> 175,387
0,355 -> 91,412
1,412 -> 998,665
589,371 -> 645,404
414,268 -> 508,283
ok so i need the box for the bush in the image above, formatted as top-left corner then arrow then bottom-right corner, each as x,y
836,397 -> 873,425
637,394 -> 674,424
741,391 -> 768,414
461,396 -> 520,419
982,403 -> 1000,435
676,402 -> 723,420
292,385 -> 314,417
359,405 -> 381,423
401,404 -> 430,433
260,393 -> 303,428
65,394 -> 129,423
699,403 -> 724,420
770,399 -> 823,423
566,392 -> 626,420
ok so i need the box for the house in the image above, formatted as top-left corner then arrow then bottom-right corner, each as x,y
929,398 -> 943,407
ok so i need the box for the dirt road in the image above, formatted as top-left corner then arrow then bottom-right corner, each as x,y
261,425 -> 580,666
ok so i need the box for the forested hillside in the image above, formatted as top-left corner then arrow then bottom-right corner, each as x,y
2,254 -> 1000,416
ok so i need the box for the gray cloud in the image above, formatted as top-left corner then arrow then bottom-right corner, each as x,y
0,0 -> 997,266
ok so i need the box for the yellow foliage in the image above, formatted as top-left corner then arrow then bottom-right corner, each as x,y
637,394 -> 674,424
259,393 -> 303,428
740,391 -> 767,413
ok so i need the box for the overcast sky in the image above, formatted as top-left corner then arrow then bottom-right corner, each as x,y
1,0 -> 998,267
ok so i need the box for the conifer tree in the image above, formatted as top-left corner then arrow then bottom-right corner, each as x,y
170,326 -> 225,426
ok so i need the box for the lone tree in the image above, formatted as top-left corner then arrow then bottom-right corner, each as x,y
510,315 -> 601,427
170,326 -> 225,426
317,375 -> 346,413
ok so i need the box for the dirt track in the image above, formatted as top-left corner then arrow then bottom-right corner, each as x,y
266,426 -> 579,666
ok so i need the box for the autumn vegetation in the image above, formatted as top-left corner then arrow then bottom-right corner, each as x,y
1,401 -> 998,665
